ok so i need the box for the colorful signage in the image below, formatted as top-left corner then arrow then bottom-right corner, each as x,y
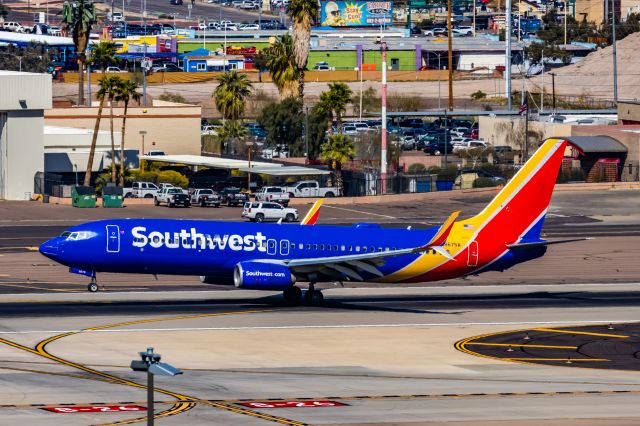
320,1 -> 393,27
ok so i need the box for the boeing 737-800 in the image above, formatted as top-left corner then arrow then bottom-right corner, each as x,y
40,138 -> 575,304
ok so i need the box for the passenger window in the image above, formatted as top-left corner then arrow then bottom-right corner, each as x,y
363,247 -> 367,252
355,246 -> 360,252
290,243 -> 295,248
306,243 -> 311,249
333,245 -> 338,251
299,243 -> 304,250
348,245 -> 353,251
370,247 -> 375,252
341,245 -> 345,251
313,244 -> 318,250
378,247 -> 382,252
321,244 -> 325,250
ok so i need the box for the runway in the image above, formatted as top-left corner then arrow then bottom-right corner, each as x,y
1,285 -> 640,425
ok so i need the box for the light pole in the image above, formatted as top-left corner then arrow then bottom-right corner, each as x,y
139,130 -> 147,170
436,52 -> 442,110
246,140 -> 254,193
611,0 -> 618,103
506,0 -> 513,110
305,106 -> 309,164
130,347 -> 182,426
356,66 -> 363,122
447,0 -> 453,111
380,40 -> 388,194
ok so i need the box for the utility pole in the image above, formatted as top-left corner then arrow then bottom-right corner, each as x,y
305,106 -> 309,164
506,0 -> 512,110
550,72 -> 556,113
540,50 -> 544,113
142,42 -> 147,106
447,0 -> 453,111
524,92 -> 529,162
564,0 -> 568,46
380,40 -> 388,194
611,0 -> 618,103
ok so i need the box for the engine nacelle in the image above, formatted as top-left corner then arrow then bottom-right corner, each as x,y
233,262 -> 295,290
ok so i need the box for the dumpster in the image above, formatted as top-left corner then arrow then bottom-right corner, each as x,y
71,186 -> 97,208
436,180 -> 454,191
102,184 -> 124,208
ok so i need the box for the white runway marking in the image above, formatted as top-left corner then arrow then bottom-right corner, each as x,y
0,320 -> 636,335
323,205 -> 398,219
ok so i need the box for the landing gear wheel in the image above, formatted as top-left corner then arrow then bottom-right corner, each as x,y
283,286 -> 302,305
303,284 -> 324,305
88,278 -> 98,293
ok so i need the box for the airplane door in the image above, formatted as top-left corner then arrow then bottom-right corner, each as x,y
280,239 -> 290,256
467,241 -> 478,267
267,238 -> 277,255
106,225 -> 120,253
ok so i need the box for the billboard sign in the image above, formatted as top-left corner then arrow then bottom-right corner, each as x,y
320,1 -> 393,27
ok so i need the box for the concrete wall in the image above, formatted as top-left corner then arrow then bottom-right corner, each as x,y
44,103 -> 202,157
2,111 -> 45,200
618,101 -> 640,124
0,71 -> 51,200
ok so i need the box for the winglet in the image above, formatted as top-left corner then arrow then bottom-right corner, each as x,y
418,211 -> 460,251
300,198 -> 325,226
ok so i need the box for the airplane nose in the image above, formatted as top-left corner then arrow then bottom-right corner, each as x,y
39,239 -> 59,259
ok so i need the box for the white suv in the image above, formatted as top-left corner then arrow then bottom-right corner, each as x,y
242,202 -> 299,223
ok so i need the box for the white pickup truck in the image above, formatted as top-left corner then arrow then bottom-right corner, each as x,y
284,181 -> 339,198
254,186 -> 290,206
122,181 -> 159,198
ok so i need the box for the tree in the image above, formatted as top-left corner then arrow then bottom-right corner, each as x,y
115,79 -> 141,186
0,5 -> 11,24
83,74 -> 113,186
100,75 -> 125,183
62,0 -> 97,106
318,82 -> 353,135
306,104 -> 332,160
215,120 -> 249,155
0,44 -> 53,73
287,0 -> 318,104
320,134 -> 355,193
262,33 -> 298,99
213,71 -> 253,120
89,40 -> 117,74
257,98 -> 304,156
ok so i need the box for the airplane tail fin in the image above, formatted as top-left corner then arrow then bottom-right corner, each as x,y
460,138 -> 567,245
300,198 -> 325,225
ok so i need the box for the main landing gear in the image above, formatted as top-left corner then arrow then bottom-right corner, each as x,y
88,276 -> 99,293
282,284 -> 324,306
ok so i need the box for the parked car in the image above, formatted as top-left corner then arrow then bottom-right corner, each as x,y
3,22 -> 25,33
242,202 -> 299,223
423,141 -> 454,156
453,140 -> 488,152
104,66 -> 125,73
124,181 -> 159,198
169,0 -> 183,5
342,125 -> 358,135
399,135 -> 417,150
146,150 -> 166,156
254,186 -> 290,206
155,187 -> 191,207
240,23 -> 260,30
284,180 -> 339,198
190,188 -> 221,207
219,187 -> 249,206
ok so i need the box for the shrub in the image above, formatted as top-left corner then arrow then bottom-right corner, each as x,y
407,163 -> 427,174
471,90 -> 487,100
473,177 -> 499,188
157,170 -> 189,188
159,92 -> 188,103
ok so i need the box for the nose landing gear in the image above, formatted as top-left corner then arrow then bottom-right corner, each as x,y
88,276 -> 99,293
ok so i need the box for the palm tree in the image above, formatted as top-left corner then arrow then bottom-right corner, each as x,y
115,80 -> 141,186
102,75 -> 124,183
215,120 -> 249,155
213,71 -> 253,120
318,82 -> 353,135
262,33 -> 298,99
62,0 -> 97,106
320,134 -> 355,194
83,75 -> 119,186
287,0 -> 318,105
89,40 -> 117,74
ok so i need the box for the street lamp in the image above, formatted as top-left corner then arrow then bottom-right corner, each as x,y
139,130 -> 147,170
130,347 -> 182,426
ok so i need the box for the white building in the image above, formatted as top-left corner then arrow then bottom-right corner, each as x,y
0,71 -> 52,200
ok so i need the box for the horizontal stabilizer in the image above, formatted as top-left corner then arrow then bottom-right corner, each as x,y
508,237 -> 593,250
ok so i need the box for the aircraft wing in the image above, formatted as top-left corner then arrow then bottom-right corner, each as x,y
279,211 -> 460,281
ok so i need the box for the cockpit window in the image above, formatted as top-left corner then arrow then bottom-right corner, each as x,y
64,231 -> 92,240
60,231 -> 71,237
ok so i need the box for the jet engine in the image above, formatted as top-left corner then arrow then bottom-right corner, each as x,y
233,262 -> 295,290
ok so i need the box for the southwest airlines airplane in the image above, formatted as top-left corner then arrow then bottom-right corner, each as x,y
40,138 -> 574,304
